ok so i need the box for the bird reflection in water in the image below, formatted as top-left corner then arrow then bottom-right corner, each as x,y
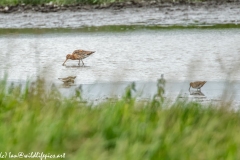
189,90 -> 205,97
58,76 -> 76,87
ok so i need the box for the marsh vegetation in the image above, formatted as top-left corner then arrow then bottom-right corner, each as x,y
1,76 -> 240,159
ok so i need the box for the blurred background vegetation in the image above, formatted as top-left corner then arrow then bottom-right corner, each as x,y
1,76 -> 240,159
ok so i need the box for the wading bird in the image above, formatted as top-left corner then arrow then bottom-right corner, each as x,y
62,49 -> 95,66
58,76 -> 76,84
189,81 -> 207,91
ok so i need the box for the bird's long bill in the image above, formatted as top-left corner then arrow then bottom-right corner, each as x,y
189,85 -> 191,91
62,58 -> 68,65
87,51 -> 95,55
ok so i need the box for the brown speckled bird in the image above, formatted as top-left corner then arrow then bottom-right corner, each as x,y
62,49 -> 95,66
58,76 -> 76,84
189,81 -> 207,91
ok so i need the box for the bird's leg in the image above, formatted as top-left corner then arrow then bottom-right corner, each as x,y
81,59 -> 84,66
78,59 -> 81,66
62,59 -> 68,66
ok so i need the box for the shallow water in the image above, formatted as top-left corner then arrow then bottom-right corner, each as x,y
1,28 -> 240,105
57,80 -> 240,102
0,28 -> 240,83
7,79 -> 240,108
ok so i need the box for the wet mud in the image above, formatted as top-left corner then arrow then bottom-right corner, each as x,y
1,2 -> 240,28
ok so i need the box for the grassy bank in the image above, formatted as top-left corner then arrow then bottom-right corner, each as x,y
1,24 -> 240,35
1,77 -> 240,159
0,0 -> 236,6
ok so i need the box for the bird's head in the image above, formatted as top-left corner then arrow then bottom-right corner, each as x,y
66,54 -> 72,59
190,82 -> 193,87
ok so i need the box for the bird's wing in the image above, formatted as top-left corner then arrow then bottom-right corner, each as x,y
68,76 -> 77,79
73,50 -> 95,55
58,76 -> 76,80
58,78 -> 70,82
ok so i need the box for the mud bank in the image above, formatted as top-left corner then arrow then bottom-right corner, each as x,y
0,1 -> 238,13
1,2 -> 240,28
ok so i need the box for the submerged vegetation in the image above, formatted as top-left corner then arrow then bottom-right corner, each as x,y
1,24 -> 240,35
1,76 -> 240,159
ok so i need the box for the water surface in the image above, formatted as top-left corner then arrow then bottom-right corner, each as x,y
0,28 -> 240,83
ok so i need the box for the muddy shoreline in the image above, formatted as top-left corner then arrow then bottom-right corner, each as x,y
0,1 -> 238,13
1,1 -> 240,28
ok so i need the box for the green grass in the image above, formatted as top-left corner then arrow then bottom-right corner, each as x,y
1,24 -> 240,35
1,76 -> 240,160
